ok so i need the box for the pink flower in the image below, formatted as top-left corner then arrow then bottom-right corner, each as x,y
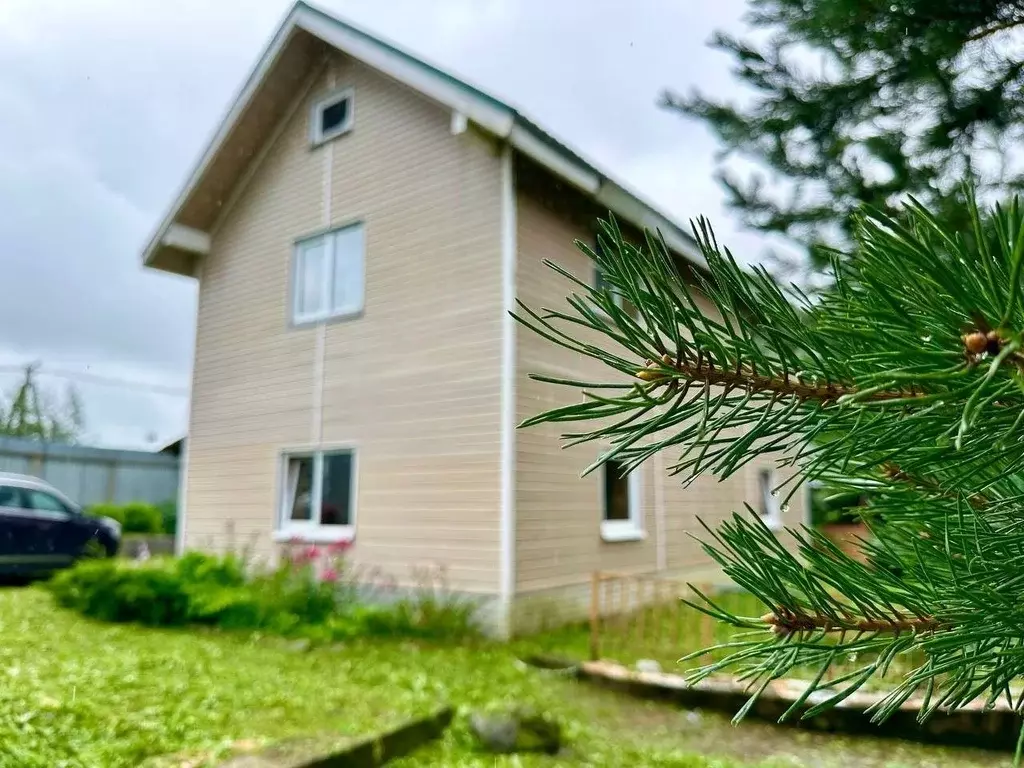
303,545 -> 320,561
328,539 -> 353,555
321,567 -> 339,583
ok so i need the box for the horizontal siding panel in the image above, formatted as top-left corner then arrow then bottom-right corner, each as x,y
513,190 -> 658,593
186,53 -> 504,593
512,185 -> 808,599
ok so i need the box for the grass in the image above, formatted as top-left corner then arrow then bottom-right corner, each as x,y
515,591 -> 785,674
515,590 -> 927,692
0,587 -> 1009,767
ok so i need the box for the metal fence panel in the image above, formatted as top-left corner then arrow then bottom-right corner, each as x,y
0,437 -> 178,507
112,463 -> 178,505
0,454 -> 30,475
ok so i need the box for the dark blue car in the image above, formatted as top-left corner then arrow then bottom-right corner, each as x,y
0,472 -> 121,574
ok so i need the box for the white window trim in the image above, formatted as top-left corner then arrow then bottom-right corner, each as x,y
276,448 -> 357,543
600,463 -> 645,542
310,86 -> 354,146
759,467 -> 784,531
291,223 -> 365,326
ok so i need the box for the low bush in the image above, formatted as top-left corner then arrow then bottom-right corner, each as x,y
47,551 -> 478,642
49,558 -> 191,625
86,502 -> 124,527
154,499 -> 177,535
121,502 -> 164,534
85,501 -> 168,534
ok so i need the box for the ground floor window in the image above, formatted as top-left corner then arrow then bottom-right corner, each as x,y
280,449 -> 355,540
601,458 -> 643,541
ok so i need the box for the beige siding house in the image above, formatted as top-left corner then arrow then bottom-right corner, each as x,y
143,2 -> 805,637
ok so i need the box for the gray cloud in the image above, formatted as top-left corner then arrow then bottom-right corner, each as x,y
0,0 -> 772,449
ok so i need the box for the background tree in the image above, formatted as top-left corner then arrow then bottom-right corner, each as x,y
0,363 -> 84,443
517,194 -> 1024,747
664,0 -> 1024,271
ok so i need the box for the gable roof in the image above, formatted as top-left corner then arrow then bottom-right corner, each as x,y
141,0 -> 703,276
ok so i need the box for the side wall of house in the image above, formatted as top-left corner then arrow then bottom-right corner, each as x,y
186,53 -> 505,597
511,171 -> 806,632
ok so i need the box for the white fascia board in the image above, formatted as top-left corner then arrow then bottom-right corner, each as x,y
596,181 -> 703,268
641,210 -> 700,263
162,224 -> 211,255
507,123 -> 600,194
297,6 -> 514,136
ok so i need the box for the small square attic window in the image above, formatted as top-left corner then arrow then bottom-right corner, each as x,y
311,87 -> 354,145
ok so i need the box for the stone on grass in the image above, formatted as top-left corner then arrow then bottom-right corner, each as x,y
468,707 -> 561,754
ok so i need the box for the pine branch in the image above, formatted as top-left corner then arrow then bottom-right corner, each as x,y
882,464 -> 991,511
517,191 -> 1024,726
516,197 -> 1024,487
637,353 -> 921,404
762,609 -> 946,637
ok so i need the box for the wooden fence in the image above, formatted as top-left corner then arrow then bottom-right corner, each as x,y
588,571 -> 739,670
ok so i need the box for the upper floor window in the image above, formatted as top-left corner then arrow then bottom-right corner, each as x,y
310,87 -> 354,145
292,223 -> 365,325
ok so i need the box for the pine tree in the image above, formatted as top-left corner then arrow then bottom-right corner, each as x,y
663,0 -> 1024,270
516,193 -> 1024,743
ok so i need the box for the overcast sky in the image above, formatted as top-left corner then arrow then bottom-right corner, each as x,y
0,0 -> 770,449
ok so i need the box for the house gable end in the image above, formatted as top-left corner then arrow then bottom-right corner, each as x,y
141,1 -> 702,278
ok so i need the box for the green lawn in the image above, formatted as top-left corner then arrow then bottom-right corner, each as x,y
0,587 -> 1008,767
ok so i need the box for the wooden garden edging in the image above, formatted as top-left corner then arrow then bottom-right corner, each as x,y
576,660 -> 1018,752
217,706 -> 453,767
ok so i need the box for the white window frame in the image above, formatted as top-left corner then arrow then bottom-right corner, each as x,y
291,223 -> 365,325
276,448 -> 357,543
310,86 -> 354,146
758,467 -> 783,530
600,460 -> 644,542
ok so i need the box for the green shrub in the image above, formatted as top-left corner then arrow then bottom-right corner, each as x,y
86,502 -> 125,526
176,551 -> 245,587
409,594 -> 477,640
251,561 -> 340,625
47,553 -> 340,634
48,552 -> 479,642
49,558 -> 190,625
186,585 -> 266,628
155,500 -> 177,535
84,501 -> 166,534
121,502 -> 163,534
